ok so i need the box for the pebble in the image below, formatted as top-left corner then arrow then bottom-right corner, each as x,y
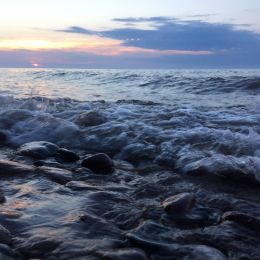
162,192 -> 196,214
81,153 -> 114,174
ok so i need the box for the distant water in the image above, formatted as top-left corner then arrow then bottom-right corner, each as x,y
0,68 -> 260,107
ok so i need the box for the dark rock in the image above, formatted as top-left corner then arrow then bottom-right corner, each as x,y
183,155 -> 259,184
56,148 -> 80,163
162,193 -> 196,214
0,225 -> 12,245
17,141 -> 59,159
18,239 -> 60,258
0,159 -> 35,176
126,233 -> 226,259
33,160 -> 45,167
84,191 -> 142,229
79,213 -> 123,240
81,153 -> 114,174
164,207 -> 222,228
0,131 -> 8,145
0,244 -> 16,259
38,166 -> 73,184
222,211 -> 260,231
97,248 -> 148,260
75,111 -> 106,127
0,190 -> 5,203
118,143 -> 157,163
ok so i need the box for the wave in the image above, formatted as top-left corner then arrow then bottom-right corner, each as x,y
0,95 -> 259,184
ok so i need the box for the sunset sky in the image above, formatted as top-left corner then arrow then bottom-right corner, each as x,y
1,0 -> 260,68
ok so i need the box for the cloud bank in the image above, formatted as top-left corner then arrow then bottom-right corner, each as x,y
1,17 -> 260,68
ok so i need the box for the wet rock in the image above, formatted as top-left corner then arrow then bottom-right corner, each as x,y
183,155 -> 259,184
18,238 -> 60,258
0,225 -> 11,245
0,131 -> 8,145
84,191 -> 142,229
169,221 -> 260,259
0,190 -> 5,203
33,160 -> 45,167
0,252 -> 15,260
38,166 -> 73,184
118,143 -> 157,163
0,159 -> 35,176
75,111 -> 106,127
0,244 -> 16,259
222,211 -> 260,231
81,153 -> 114,174
56,148 -> 80,163
165,207 -> 222,228
34,160 -> 64,168
17,141 -> 59,159
79,213 -> 123,240
65,181 -> 101,191
162,193 -> 196,214
127,233 -> 226,260
97,248 -> 148,260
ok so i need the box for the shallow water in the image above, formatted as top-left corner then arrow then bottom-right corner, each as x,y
0,69 -> 259,259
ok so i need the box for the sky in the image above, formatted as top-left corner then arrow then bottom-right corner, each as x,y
0,0 -> 260,68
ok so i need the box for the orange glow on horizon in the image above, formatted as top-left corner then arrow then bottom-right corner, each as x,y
0,38 -> 213,56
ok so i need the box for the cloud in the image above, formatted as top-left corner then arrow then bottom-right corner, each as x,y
60,17 -> 260,53
57,26 -> 96,35
1,17 -> 260,68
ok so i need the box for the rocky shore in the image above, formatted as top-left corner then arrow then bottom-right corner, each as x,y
0,139 -> 259,259
0,96 -> 259,259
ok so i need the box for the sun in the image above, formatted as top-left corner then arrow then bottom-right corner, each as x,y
32,63 -> 40,67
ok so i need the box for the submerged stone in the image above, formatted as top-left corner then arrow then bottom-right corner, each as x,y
0,190 -> 5,203
97,248 -> 148,260
0,159 -> 35,176
0,225 -> 11,245
162,192 -> 196,214
0,131 -> 8,145
222,211 -> 260,231
0,244 -> 16,259
17,141 -> 59,159
38,166 -> 73,184
56,148 -> 80,163
75,111 -> 106,127
81,153 -> 114,174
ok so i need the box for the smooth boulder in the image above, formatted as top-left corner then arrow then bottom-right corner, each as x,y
81,153 -> 114,173
162,193 -> 196,214
17,141 -> 59,159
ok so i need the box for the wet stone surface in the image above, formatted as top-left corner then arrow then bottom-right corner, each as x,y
0,97 -> 259,259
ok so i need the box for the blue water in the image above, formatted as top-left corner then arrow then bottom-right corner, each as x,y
0,69 -> 259,107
